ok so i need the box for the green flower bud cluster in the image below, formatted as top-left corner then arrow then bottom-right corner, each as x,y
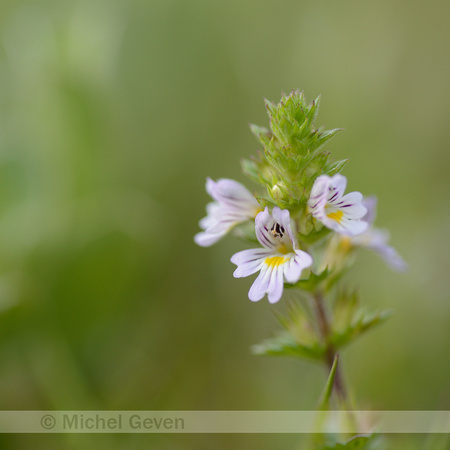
242,90 -> 347,215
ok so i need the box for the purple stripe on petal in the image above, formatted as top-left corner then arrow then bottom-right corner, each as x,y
329,191 -> 339,202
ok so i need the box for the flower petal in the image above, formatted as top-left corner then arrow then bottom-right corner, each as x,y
327,174 -> 347,203
283,250 -> 313,283
248,265 -> 272,302
198,202 -> 220,230
195,178 -> 261,247
271,206 -> 298,249
231,248 -> 270,277
308,175 -> 330,213
354,228 -> 408,272
206,178 -> 258,209
255,207 -> 278,249
267,265 -> 284,304
334,192 -> 367,219
361,196 -> 377,225
194,229 -> 226,247
332,216 -> 369,236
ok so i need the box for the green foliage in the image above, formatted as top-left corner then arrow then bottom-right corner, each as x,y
330,290 -> 394,349
264,92 -> 329,151
252,301 -> 326,360
251,330 -> 326,360
287,268 -> 330,292
317,354 -> 339,410
245,90 -> 346,210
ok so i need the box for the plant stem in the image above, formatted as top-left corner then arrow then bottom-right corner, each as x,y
313,290 -> 347,401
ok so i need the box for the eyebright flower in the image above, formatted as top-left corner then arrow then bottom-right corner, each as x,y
308,174 -> 368,236
350,197 -> 407,271
231,207 -> 313,304
194,178 -> 261,247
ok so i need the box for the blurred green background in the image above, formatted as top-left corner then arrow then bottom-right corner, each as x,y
0,0 -> 448,448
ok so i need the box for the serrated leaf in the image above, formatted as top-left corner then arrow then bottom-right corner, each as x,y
330,309 -> 394,348
332,289 -> 359,330
251,331 -> 325,360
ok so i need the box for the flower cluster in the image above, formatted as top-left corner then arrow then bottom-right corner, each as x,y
194,92 -> 407,443
194,91 -> 406,305
195,172 -> 404,303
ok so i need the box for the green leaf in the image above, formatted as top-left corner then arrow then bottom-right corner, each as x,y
317,354 -> 339,410
251,331 -> 325,360
253,300 -> 327,360
331,308 -> 394,349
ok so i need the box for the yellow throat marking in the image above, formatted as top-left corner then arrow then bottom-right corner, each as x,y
327,210 -> 344,223
265,256 -> 286,268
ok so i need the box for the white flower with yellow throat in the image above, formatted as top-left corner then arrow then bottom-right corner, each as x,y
231,207 -> 312,304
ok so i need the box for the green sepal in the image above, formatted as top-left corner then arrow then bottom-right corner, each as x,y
313,128 -> 343,153
241,158 -> 261,184
264,97 -> 278,117
264,91 -> 339,156
298,151 -> 332,192
249,124 -> 272,146
308,94 -> 321,126
301,225 -> 332,245
241,151 -> 275,186
324,158 -> 349,177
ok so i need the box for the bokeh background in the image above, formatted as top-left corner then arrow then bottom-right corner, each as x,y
0,0 -> 448,448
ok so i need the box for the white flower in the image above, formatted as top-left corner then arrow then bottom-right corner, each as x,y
194,178 -> 261,247
231,207 -> 313,304
351,197 -> 408,271
308,174 -> 368,236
